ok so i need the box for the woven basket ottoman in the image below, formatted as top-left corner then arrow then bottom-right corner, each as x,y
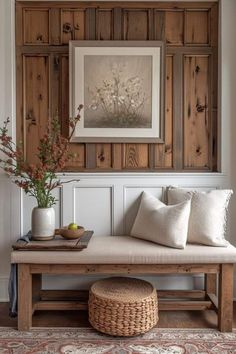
88,277 -> 158,336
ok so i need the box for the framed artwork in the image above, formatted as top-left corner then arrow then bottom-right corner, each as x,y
69,41 -> 165,143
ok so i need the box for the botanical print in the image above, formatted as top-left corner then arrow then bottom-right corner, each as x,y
84,55 -> 152,129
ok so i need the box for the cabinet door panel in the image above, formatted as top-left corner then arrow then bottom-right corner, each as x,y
24,9 -> 49,44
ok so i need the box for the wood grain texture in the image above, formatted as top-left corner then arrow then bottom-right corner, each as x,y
16,1 -> 218,172
155,55 -> 173,168
96,144 -> 112,169
184,55 -> 210,169
218,264 -> 234,332
18,264 -> 32,331
24,55 -> 49,164
165,11 -> 184,45
123,144 -> 149,169
50,8 -> 61,45
185,10 -> 209,45
23,9 -> 49,45
124,9 -> 150,40
61,10 -> 85,44
96,9 -> 113,40
30,263 -> 220,275
205,273 -> 217,295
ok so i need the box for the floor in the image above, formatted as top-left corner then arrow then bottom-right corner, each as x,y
1,302 -> 236,329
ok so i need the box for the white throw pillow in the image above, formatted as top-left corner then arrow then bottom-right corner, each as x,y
167,188 -> 233,247
130,191 -> 191,249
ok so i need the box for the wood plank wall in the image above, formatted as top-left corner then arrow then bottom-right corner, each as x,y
16,1 -> 218,171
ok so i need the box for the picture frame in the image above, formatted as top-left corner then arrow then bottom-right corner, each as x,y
69,40 -> 165,143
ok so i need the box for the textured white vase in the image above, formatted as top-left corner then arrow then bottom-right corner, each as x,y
31,207 -> 55,240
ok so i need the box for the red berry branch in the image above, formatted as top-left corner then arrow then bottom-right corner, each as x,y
0,105 -> 83,208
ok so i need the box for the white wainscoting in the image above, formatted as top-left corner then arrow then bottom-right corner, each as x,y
19,172 -> 229,293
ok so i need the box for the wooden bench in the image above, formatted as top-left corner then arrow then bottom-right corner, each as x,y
11,236 -> 236,332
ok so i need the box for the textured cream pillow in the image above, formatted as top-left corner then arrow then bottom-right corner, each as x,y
130,191 -> 191,249
167,188 -> 233,247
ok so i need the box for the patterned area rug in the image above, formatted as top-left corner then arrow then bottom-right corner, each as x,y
0,327 -> 236,354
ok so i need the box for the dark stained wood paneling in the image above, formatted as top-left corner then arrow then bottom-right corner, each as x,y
185,10 -> 209,45
165,11 -> 184,45
16,1 -> 218,172
24,55 -> 49,164
184,55 -> 210,169
24,9 -> 49,44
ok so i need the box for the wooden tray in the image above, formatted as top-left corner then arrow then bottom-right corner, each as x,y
12,231 -> 94,251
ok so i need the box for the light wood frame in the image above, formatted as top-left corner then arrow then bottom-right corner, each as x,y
18,262 -> 234,332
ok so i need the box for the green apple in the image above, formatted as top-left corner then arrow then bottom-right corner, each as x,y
68,222 -> 78,230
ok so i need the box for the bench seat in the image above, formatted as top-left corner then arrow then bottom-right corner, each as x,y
11,236 -> 236,264
12,236 -> 236,332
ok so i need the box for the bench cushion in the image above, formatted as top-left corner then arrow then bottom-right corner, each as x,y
11,236 -> 236,264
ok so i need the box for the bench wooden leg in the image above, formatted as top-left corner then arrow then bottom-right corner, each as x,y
205,273 -> 217,294
18,264 -> 32,331
218,264 -> 234,332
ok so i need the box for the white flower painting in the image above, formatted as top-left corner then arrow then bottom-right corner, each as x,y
70,41 -> 163,142
84,55 -> 152,129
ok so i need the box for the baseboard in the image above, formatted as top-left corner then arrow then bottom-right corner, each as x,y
0,277 -> 9,302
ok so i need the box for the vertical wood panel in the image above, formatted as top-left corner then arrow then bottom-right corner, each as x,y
184,55 -> 210,168
123,144 -> 149,169
95,9 -> 113,168
50,8 -> 61,45
24,56 -> 49,164
96,144 -> 112,169
24,9 -> 49,44
173,53 -> 183,170
112,8 -> 123,169
96,9 -> 113,40
61,10 -> 74,44
16,1 -> 219,172
185,10 -> 209,45
124,10 -> 150,40
73,11 -> 85,40
154,10 -> 165,41
50,54 -> 60,121
123,9 -> 150,169
165,11 -> 184,45
155,55 -> 173,168
61,10 -> 85,44
85,8 -> 97,169
61,55 -> 85,169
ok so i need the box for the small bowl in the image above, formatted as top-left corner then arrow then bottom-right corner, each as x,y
57,226 -> 85,240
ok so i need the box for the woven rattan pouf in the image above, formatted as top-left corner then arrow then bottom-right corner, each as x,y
88,277 -> 158,336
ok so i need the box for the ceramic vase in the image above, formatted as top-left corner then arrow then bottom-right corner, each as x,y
31,207 -> 55,241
